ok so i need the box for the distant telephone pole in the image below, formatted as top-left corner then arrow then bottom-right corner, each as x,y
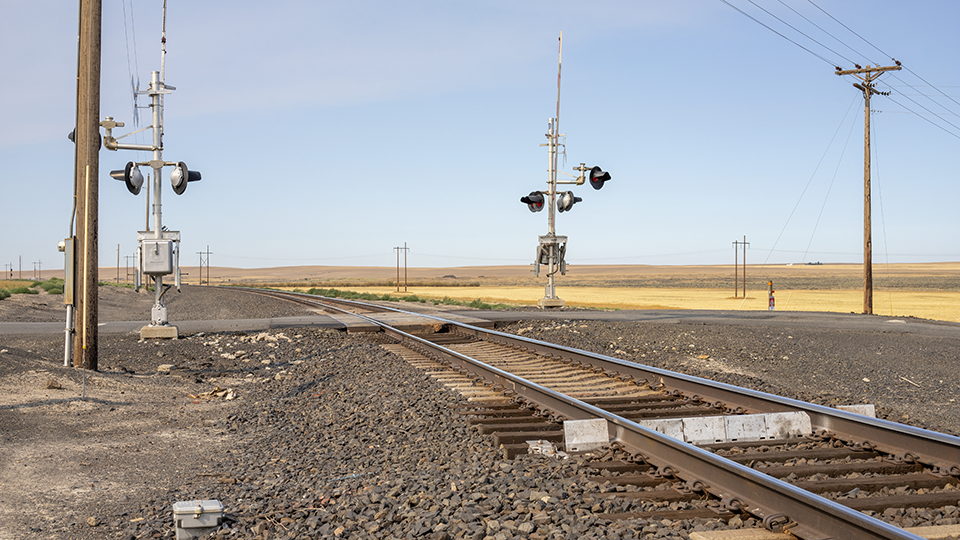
835,62 -> 901,315
393,243 -> 409,292
732,236 -> 749,298
124,254 -> 135,284
196,245 -> 212,285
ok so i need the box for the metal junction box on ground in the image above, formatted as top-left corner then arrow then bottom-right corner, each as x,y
172,499 -> 223,539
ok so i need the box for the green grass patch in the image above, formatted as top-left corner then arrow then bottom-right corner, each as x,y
7,286 -> 38,295
33,277 -> 64,295
99,281 -> 137,289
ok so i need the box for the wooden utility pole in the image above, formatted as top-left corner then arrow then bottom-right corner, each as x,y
394,246 -> 400,292
732,236 -> 749,298
835,63 -> 901,315
393,244 -> 410,292
196,246 -> 212,285
74,0 -> 102,370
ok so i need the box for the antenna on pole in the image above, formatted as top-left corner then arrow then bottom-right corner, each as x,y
159,0 -> 167,84
555,31 -> 562,148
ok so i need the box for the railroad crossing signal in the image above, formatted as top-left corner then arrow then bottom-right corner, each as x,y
98,5 -> 205,339
587,165 -> 611,190
170,161 -> 202,195
556,191 -> 581,213
110,161 -> 145,195
518,33 -> 614,308
520,191 -> 545,212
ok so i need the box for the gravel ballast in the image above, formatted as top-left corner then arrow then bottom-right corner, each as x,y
1,285 -> 959,539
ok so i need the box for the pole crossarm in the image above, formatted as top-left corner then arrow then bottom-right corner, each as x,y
834,64 -> 901,77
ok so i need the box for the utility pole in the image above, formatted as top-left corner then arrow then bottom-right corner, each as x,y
836,63 -> 901,315
124,254 -> 135,284
732,236 -> 749,298
733,241 -> 738,298
393,245 -> 408,292
73,0 -> 102,371
116,244 -> 120,283
196,246 -> 212,285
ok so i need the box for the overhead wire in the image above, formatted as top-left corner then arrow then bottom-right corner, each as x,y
885,95 -> 960,140
718,0 -> 839,67
725,0 -> 960,138
800,95 -> 862,264
776,0 -> 863,65
805,0 -> 892,59
744,0 -> 855,66
760,94 -> 860,267
872,116 -> 896,316
803,0 -> 960,132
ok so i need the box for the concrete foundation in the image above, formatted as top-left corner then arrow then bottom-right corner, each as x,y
140,325 -> 179,339
538,297 -> 565,309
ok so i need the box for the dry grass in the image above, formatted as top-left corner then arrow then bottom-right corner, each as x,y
0,280 -> 34,290
254,262 -> 959,323
34,262 -> 960,322
301,285 -> 959,322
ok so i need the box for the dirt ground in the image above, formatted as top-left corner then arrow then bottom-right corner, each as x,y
2,284 -> 959,539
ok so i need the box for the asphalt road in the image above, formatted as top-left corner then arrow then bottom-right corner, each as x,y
3,306 -> 958,341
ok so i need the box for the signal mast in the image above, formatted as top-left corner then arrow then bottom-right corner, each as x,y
102,0 -> 202,338
519,33 -> 611,308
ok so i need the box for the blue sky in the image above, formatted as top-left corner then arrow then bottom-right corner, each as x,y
1,1 -> 957,271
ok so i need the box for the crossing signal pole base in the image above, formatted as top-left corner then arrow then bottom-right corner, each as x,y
140,325 -> 179,340
538,297 -> 565,309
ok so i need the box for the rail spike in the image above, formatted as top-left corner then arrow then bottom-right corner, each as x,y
721,496 -> 745,512
851,440 -> 875,452
762,513 -> 795,533
936,464 -> 960,477
681,479 -> 708,494
887,452 -> 919,464
651,465 -> 679,479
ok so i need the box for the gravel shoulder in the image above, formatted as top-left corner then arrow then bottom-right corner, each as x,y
1,285 -> 959,539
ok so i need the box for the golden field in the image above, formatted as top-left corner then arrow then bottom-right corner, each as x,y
211,262 -> 959,323
293,286 -> 959,323
18,262 -> 960,322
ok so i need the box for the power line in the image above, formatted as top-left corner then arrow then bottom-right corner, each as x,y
744,0 -> 853,66
901,67 -> 960,111
776,0 -> 863,65
885,95 -> 960,140
727,0 -> 960,137
761,94 -> 860,267
719,0 -> 838,67
803,0 -> 960,130
802,98 -> 862,264
805,0 -> 889,55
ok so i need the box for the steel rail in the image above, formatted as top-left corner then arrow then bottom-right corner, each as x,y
251,288 -> 960,473
246,289 -> 952,539
458,324 -> 960,475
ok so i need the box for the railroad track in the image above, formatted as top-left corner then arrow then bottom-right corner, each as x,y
247,288 -> 960,540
